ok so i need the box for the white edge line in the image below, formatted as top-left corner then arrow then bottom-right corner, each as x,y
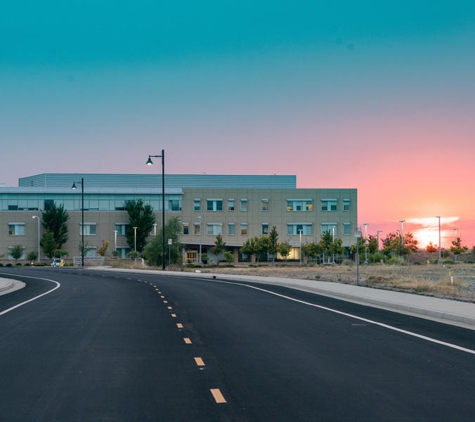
211,278 -> 475,356
0,274 -> 61,316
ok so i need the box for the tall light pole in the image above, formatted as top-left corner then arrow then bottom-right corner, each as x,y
399,219 -> 405,259
32,215 -> 40,262
114,230 -> 117,252
299,229 -> 302,265
72,178 -> 85,267
133,226 -> 138,252
197,216 -> 202,265
146,150 -> 166,270
436,216 -> 441,263
363,222 -> 369,263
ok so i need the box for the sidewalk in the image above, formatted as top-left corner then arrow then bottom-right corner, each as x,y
0,277 -> 26,295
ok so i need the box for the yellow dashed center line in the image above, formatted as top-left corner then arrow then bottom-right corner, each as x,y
176,323 -> 183,329
171,313 -> 177,318
184,338 -> 192,344
160,295 -> 165,299
210,389 -> 227,404
167,306 -> 173,310
163,300 -> 168,304
194,357 -> 205,367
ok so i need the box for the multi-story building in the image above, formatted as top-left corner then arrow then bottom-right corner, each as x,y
0,173 -> 357,264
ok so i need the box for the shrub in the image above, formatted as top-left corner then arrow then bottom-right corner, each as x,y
6,263 -> 13,267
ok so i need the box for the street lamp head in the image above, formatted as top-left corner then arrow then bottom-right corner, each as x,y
71,182 -> 77,190
146,156 -> 153,165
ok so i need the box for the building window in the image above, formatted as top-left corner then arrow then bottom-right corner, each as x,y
80,223 -> 97,236
321,223 -> 337,235
206,223 -> 222,235
207,199 -> 223,211
183,223 -> 189,235
169,199 -> 181,211
343,223 -> 351,235
228,223 -> 235,235
343,199 -> 351,212
8,223 -> 25,236
115,223 -> 128,236
321,199 -> 337,211
240,223 -> 248,235
194,223 -> 200,236
240,199 -> 248,212
287,199 -> 313,211
287,224 -> 313,235
194,199 -> 201,211
261,199 -> 269,211
227,199 -> 235,211
262,223 -> 269,235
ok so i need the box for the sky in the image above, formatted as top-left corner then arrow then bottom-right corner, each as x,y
1,1 -> 475,249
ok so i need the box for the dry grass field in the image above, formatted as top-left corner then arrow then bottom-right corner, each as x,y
180,263 -> 475,302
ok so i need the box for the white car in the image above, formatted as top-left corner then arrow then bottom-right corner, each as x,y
51,258 -> 61,267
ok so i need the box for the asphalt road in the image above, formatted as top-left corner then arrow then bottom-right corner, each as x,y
1,268 -> 475,422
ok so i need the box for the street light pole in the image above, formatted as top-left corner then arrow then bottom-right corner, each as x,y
133,226 -> 138,252
436,216 -> 441,263
399,219 -> 405,259
146,150 -> 166,270
198,216 -> 202,265
299,229 -> 302,265
32,216 -> 40,262
363,222 -> 369,263
72,178 -> 85,267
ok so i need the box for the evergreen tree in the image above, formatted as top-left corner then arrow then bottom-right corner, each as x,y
41,202 -> 69,249
125,199 -> 156,253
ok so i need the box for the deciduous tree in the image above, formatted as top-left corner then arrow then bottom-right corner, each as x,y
125,199 -> 156,253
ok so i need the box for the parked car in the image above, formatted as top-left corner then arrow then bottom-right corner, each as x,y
51,258 -> 62,267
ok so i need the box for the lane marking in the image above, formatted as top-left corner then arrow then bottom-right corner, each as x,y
176,323 -> 184,329
184,338 -> 192,344
210,389 -> 227,404
171,313 -> 177,318
167,306 -> 173,310
163,300 -> 168,304
194,357 -> 205,366
210,279 -> 475,356
160,295 -> 165,298
0,274 -> 61,316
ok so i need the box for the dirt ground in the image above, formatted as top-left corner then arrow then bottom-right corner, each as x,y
180,263 -> 475,302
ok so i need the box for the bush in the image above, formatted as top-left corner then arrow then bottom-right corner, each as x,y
6,263 -> 13,267
15,263 -> 22,267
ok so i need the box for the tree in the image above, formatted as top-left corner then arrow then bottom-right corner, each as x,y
451,237 -> 468,261
268,226 -> 279,263
97,240 -> 110,257
255,236 -> 271,263
301,241 -> 321,263
10,245 -> 25,262
426,242 -> 438,253
27,250 -> 38,262
318,230 -> 334,263
41,202 -> 69,249
277,241 -> 292,262
125,199 -> 156,253
143,216 -> 181,267
211,234 -> 226,265
382,231 -> 418,258
240,237 -> 259,262
41,230 -> 58,259
367,235 -> 379,254
223,251 -> 235,264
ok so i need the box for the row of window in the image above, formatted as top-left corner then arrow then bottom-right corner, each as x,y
9,221 -> 352,238
183,222 -> 352,236
195,198 -> 351,212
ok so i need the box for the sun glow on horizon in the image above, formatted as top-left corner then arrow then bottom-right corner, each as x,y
407,217 -> 459,249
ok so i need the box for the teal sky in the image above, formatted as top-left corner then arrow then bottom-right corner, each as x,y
2,1 -> 475,245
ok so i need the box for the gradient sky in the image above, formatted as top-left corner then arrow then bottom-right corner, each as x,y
2,1 -> 475,248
